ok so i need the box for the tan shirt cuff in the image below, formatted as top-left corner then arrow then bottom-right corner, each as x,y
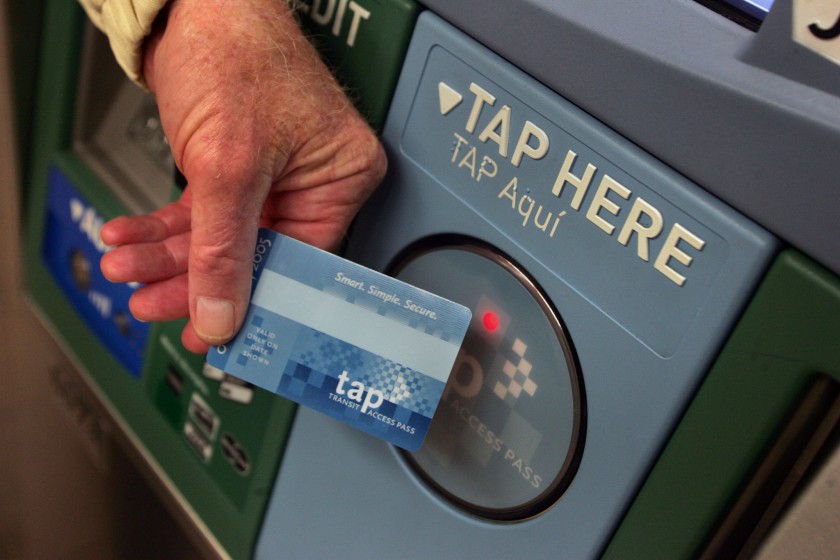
77,0 -> 170,86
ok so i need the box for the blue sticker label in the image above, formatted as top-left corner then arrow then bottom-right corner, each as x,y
207,229 -> 471,450
41,166 -> 149,377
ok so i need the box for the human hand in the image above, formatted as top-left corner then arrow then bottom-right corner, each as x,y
100,0 -> 386,353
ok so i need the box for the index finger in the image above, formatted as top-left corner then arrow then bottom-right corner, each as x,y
101,194 -> 192,246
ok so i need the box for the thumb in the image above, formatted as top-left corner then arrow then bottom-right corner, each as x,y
187,169 -> 269,347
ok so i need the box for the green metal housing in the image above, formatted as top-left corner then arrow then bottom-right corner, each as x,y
604,250 -> 840,559
23,3 -> 296,558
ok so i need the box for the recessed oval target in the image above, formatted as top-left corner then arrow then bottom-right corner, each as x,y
390,237 -> 586,521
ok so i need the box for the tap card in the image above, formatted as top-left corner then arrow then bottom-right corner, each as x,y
206,229 -> 472,451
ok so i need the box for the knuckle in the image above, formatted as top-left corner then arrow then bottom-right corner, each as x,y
189,240 -> 249,278
343,124 -> 388,184
361,132 -> 388,182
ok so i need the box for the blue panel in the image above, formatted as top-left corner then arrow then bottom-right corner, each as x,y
401,46 -> 735,358
722,0 -> 774,20
255,13 -> 777,559
42,166 -> 149,377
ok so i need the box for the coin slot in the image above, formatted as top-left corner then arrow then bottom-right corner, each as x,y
188,393 -> 219,441
221,433 -> 252,476
165,366 -> 184,397
184,421 -> 213,463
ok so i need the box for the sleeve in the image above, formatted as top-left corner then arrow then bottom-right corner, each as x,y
77,0 -> 170,85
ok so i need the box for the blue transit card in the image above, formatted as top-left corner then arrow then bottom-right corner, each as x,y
206,229 -> 472,451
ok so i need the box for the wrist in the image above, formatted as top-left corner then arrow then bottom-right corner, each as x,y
141,2 -> 174,92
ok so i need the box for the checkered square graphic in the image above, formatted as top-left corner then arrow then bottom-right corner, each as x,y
493,338 -> 538,404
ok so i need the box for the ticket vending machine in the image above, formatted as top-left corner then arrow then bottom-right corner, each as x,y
25,6 -> 293,558
253,1 -> 840,559
23,1 -> 420,558
22,0 -> 840,558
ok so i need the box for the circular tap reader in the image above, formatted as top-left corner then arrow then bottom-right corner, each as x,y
391,237 -> 585,521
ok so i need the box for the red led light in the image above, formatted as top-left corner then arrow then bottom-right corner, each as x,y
482,311 -> 500,332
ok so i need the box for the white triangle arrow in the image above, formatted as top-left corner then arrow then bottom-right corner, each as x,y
438,82 -> 463,116
69,198 -> 85,223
